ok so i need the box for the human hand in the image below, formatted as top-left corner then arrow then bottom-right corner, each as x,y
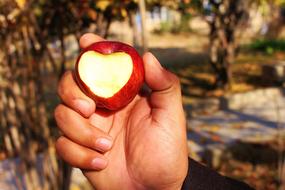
55,33 -> 188,190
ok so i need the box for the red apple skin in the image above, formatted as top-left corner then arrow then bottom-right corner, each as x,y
74,41 -> 145,111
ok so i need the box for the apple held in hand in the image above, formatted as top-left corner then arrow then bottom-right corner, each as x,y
74,41 -> 145,111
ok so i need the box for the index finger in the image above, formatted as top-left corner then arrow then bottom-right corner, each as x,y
58,71 -> 95,117
79,33 -> 105,49
57,34 -> 105,117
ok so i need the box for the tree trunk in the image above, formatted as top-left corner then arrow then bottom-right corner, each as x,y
96,13 -> 105,36
128,10 -> 140,47
209,34 -> 234,89
138,0 -> 148,52
209,23 -> 232,89
103,16 -> 112,39
266,4 -> 284,39
59,22 -> 66,77
207,0 -> 249,90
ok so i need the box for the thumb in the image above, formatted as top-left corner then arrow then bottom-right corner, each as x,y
143,52 -> 183,111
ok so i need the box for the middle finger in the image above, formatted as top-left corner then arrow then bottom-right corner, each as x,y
55,104 -> 113,152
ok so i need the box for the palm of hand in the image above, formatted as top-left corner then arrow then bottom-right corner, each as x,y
84,95 -> 188,190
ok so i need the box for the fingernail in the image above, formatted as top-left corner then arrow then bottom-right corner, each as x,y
96,138 -> 112,151
74,99 -> 91,115
91,158 -> 107,169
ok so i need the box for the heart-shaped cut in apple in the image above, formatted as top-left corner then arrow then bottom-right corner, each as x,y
74,41 -> 145,111
78,51 -> 133,98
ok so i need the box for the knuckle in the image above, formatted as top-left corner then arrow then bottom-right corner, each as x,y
57,82 -> 67,99
57,71 -> 72,98
56,136 -> 65,145
57,82 -> 66,100
171,74 -> 180,86
54,105 -> 65,122
55,136 -> 66,153
168,73 -> 181,91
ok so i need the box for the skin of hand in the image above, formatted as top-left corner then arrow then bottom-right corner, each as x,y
54,33 -> 188,190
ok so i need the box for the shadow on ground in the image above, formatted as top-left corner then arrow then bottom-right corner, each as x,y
147,47 -> 283,99
226,141 -> 281,165
150,47 -> 215,97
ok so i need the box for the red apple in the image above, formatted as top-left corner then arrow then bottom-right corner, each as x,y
74,41 -> 145,111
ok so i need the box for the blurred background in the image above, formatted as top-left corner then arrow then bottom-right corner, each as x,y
0,0 -> 285,189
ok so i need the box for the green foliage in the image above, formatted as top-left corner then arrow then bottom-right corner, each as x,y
248,39 -> 285,54
154,21 -> 173,34
178,13 -> 192,32
151,0 -> 201,34
153,15 -> 192,34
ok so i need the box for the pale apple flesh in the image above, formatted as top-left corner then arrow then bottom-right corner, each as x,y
78,51 -> 134,98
